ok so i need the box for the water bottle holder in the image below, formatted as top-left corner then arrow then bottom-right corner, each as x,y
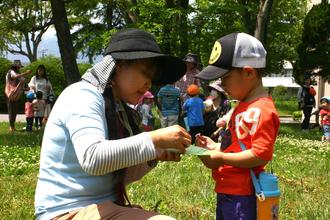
256,191 -> 266,202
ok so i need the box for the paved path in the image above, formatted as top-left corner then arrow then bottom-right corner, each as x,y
0,114 -> 26,122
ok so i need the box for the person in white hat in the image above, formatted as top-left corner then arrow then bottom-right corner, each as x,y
175,53 -> 201,102
195,32 -> 280,220
202,79 -> 231,140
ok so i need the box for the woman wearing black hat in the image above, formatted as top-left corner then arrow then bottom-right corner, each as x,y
35,29 -> 190,220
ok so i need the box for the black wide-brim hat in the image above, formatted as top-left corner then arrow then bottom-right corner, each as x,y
104,28 -> 186,85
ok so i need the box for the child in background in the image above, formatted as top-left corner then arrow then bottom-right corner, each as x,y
195,32 -> 280,219
183,84 -> 205,143
157,83 -> 180,128
33,91 -> 46,129
319,97 -> 330,142
138,91 -> 154,131
25,92 -> 35,132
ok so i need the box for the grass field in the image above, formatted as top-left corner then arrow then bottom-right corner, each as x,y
274,99 -> 298,116
0,122 -> 329,219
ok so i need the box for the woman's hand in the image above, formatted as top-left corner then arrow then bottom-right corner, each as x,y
195,134 -> 217,150
155,149 -> 181,162
149,125 -> 191,153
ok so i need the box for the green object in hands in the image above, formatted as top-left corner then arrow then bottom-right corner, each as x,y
185,145 -> 212,155
165,145 -> 212,155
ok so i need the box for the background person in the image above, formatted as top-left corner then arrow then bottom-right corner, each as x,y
24,91 -> 35,132
28,64 -> 54,124
182,84 -> 205,143
207,79 -> 231,118
34,28 -> 190,220
175,53 -> 200,103
319,97 -> 330,141
5,61 -> 32,132
297,75 -> 316,131
138,91 -> 155,131
157,83 -> 180,128
202,80 -> 231,140
33,91 -> 46,130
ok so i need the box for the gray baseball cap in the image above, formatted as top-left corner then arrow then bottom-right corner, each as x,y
196,32 -> 266,81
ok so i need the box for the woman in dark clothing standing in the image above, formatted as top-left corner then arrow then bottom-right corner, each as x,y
298,75 -> 316,131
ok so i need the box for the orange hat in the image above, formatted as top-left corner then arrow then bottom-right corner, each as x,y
187,84 -> 199,96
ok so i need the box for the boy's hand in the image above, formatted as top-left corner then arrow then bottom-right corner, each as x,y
198,151 -> 224,169
216,118 -> 226,128
195,134 -> 217,150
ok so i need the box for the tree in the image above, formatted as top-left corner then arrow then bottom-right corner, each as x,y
254,0 -> 274,44
43,0 -> 308,79
0,0 -> 53,62
190,0 -> 307,75
69,0 -> 125,63
134,0 -> 190,57
49,0 -> 80,85
294,0 -> 330,83
266,0 -> 308,74
69,0 -> 192,61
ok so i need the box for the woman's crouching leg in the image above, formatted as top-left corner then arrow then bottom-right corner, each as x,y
60,200 -> 176,220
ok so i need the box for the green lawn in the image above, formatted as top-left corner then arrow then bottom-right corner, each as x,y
0,122 -> 329,219
274,99 -> 298,116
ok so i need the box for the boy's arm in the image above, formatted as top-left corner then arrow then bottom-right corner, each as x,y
199,150 -> 267,169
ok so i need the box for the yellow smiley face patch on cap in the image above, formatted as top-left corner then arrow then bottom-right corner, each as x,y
209,41 -> 222,64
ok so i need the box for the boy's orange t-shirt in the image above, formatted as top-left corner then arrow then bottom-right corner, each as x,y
212,97 -> 280,196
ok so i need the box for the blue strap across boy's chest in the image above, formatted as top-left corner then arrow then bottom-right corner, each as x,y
238,141 -> 265,201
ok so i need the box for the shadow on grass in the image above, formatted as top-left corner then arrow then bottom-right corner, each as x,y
0,122 -> 43,147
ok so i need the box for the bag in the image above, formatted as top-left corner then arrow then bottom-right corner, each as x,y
5,72 -> 25,101
46,92 -> 55,104
309,87 -> 316,96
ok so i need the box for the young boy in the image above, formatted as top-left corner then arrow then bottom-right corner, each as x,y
182,84 -> 205,142
195,32 -> 280,219
319,97 -> 330,141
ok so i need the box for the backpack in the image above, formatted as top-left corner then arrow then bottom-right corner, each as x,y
5,71 -> 25,101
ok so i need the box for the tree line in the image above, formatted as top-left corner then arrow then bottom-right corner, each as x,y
0,0 -> 328,85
